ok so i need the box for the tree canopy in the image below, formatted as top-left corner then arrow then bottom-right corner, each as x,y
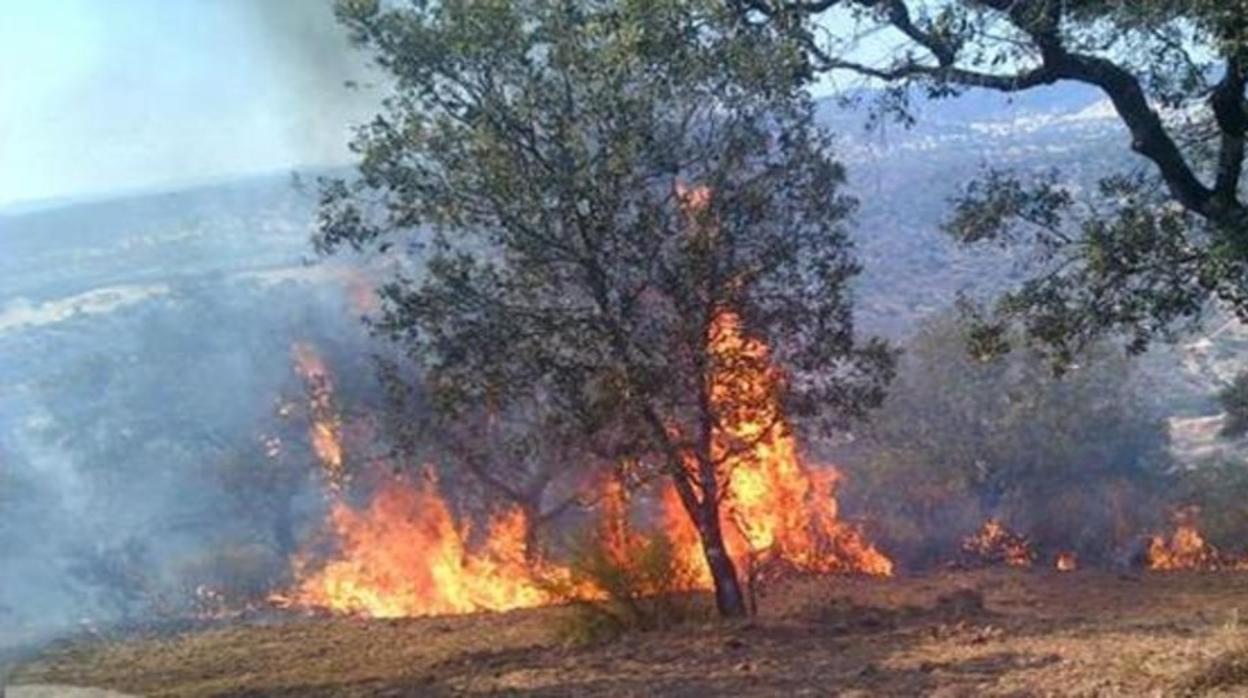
744,0 -> 1248,365
317,0 -> 893,616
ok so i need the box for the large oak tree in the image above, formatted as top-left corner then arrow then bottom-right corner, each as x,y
317,0 -> 892,616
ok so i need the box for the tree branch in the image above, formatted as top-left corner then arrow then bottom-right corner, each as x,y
1212,56 -> 1247,203
796,0 -> 1235,225
817,54 -> 1059,92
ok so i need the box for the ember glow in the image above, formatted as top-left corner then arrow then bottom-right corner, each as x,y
1144,510 -> 1233,571
1055,551 -> 1077,572
291,342 -> 346,493
962,519 -> 1035,568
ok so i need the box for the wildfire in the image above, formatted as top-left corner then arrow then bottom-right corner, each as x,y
276,472 -> 577,617
1055,551 -> 1077,572
291,342 -> 346,492
1143,509 -> 1234,571
277,189 -> 892,619
664,312 -> 893,582
961,519 -> 1035,568
275,342 -> 585,618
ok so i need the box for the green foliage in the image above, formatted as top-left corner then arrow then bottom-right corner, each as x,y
318,0 -> 894,616
554,531 -> 709,645
1219,371 -> 1248,438
843,312 -> 1172,566
946,171 -> 1239,369
761,0 -> 1248,364
319,0 -> 891,437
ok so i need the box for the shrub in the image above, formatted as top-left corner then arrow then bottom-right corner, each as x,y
838,312 -> 1172,569
553,530 -> 711,645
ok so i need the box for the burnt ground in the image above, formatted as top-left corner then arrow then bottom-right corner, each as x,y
9,569 -> 1248,696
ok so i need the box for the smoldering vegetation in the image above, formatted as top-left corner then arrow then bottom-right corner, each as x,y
830,313 -> 1177,569
0,175 -> 375,651
0,273 -> 369,649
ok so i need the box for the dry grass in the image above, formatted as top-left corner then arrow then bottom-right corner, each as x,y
12,569 -> 1248,696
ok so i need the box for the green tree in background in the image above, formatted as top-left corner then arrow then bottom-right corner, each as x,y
743,0 -> 1248,366
316,0 -> 893,617
843,313 -> 1172,565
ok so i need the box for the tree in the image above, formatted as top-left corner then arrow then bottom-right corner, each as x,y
375,358 -> 596,564
742,0 -> 1248,366
317,0 -> 893,617
842,312 -> 1172,565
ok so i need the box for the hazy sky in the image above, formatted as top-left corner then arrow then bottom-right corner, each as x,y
0,2 -> 884,210
0,0 -> 376,208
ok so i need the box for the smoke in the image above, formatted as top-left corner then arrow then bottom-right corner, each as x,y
0,0 -> 382,208
232,0 -> 381,170
0,175 -> 383,652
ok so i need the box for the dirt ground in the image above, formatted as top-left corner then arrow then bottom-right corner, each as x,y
10,569 -> 1248,696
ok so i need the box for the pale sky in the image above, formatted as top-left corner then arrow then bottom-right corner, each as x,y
0,1 -> 886,210
0,0 -> 376,209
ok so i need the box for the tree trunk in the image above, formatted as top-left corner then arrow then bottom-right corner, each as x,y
696,502 -> 748,617
520,502 -> 542,566
642,405 -> 748,617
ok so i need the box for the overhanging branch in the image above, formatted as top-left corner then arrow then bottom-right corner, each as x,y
790,0 -> 1241,225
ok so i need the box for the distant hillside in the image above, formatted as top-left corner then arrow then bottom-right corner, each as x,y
0,170 -> 344,305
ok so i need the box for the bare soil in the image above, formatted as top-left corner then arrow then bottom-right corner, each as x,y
10,569 -> 1248,696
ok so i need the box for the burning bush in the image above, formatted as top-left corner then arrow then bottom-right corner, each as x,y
1142,507 -> 1248,571
1055,551 -> 1078,571
960,519 -> 1035,568
272,471 -> 590,618
554,528 -> 710,645
1174,460 -> 1248,554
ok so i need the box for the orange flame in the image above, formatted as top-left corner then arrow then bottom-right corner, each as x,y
1055,551 -> 1077,572
291,342 -> 346,492
277,472 -> 575,617
664,312 -> 893,582
1146,509 -> 1221,571
962,519 -> 1035,568
277,313 -> 890,619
